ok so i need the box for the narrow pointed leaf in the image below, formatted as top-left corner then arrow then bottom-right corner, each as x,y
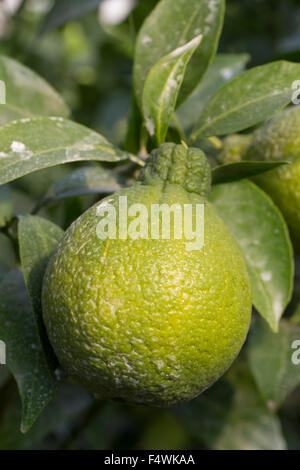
0,56 -> 69,126
0,117 -> 130,186
212,160 -> 288,185
210,180 -> 294,331
191,61 -> 300,139
134,0 -> 225,107
143,35 -> 202,144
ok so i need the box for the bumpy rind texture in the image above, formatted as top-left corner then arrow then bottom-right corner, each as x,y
245,107 -> 300,251
42,144 -> 251,406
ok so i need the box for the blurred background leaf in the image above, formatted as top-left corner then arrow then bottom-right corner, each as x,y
0,270 -> 57,433
40,0 -> 103,35
0,55 -> 69,126
175,361 -> 287,450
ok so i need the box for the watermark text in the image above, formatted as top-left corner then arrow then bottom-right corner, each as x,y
291,339 -> 300,365
0,340 -> 6,365
96,196 -> 205,251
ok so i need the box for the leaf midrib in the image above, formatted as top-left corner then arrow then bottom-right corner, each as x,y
192,86 -> 290,139
0,142 -> 119,174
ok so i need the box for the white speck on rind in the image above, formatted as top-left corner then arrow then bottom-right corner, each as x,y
145,117 -> 155,136
261,271 -> 272,282
142,35 -> 152,45
252,258 -> 267,269
220,67 -> 234,80
49,116 -> 64,122
11,141 -> 26,153
154,360 -> 164,370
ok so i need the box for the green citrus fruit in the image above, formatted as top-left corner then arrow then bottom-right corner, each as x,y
244,106 -> 300,251
221,134 -> 252,164
42,143 -> 251,406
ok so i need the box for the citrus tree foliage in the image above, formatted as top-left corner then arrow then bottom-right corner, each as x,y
0,0 -> 300,450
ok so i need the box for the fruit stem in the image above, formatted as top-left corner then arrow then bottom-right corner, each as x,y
138,143 -> 212,198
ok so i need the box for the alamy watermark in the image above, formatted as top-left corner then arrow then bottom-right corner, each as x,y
96,196 -> 205,251
0,340 -> 6,365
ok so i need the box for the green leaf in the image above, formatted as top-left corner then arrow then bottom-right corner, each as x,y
35,165 -> 127,211
143,35 -> 202,144
13,166 -> 69,199
0,270 -> 57,433
175,365 -> 286,450
0,233 -> 16,281
248,317 -> 300,410
39,0 -> 102,34
0,117 -> 130,186
139,411 -> 189,451
18,215 -> 64,344
0,184 -> 13,227
212,160 -> 288,185
210,180 -> 294,332
0,56 -> 69,126
191,61 -> 300,139
177,53 -> 250,132
134,0 -> 225,108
